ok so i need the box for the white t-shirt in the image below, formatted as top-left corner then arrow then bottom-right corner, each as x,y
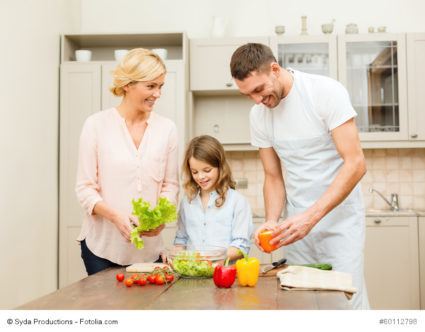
250,70 -> 357,148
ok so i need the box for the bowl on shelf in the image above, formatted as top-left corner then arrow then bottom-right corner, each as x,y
274,25 -> 285,35
75,49 -> 92,62
114,49 -> 129,62
167,245 -> 226,278
152,48 -> 168,60
321,23 -> 334,34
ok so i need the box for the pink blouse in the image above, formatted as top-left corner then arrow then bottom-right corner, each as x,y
75,108 -> 179,265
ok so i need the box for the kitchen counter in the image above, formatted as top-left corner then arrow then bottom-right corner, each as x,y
16,267 -> 350,310
253,209 -> 425,219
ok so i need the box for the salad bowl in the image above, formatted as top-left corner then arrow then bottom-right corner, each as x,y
167,245 -> 227,278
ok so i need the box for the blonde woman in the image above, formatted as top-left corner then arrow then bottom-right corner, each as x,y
174,135 -> 253,262
75,48 -> 179,275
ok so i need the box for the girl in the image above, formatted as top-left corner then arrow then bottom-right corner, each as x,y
174,135 -> 253,261
75,48 -> 179,275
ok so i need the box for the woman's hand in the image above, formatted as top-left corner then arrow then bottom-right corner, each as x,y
254,220 -> 279,251
112,212 -> 139,242
141,223 -> 166,237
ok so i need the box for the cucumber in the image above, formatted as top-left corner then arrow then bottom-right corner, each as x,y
292,263 -> 332,270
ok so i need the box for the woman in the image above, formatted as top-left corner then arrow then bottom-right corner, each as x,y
75,48 -> 179,275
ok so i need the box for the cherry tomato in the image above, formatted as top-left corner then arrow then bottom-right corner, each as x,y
124,278 -> 133,287
138,277 -> 147,286
162,266 -> 170,270
154,266 -> 162,270
147,275 -> 157,284
130,273 -> 139,280
116,273 -> 125,282
156,275 -> 165,285
165,274 -> 174,282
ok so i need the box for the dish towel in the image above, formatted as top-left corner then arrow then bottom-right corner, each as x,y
276,265 -> 357,300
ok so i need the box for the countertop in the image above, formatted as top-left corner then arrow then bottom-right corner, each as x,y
16,267 -> 350,310
253,209 -> 425,219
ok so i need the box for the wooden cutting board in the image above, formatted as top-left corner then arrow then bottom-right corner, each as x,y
126,262 -> 169,273
259,264 -> 288,277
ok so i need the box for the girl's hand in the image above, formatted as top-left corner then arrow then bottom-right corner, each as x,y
141,223 -> 166,237
254,220 -> 279,252
112,212 -> 139,242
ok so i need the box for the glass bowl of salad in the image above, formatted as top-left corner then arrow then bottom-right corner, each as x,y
167,245 -> 227,278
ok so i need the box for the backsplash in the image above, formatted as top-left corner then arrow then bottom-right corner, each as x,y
227,148 -> 425,215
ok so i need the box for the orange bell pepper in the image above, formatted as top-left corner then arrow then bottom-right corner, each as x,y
258,230 -> 278,253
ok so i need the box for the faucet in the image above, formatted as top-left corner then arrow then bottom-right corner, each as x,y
369,187 -> 399,211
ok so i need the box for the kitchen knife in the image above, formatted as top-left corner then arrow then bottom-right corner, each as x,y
261,258 -> 287,273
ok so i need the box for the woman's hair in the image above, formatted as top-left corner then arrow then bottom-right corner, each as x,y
182,135 -> 236,208
230,43 -> 277,81
109,48 -> 166,97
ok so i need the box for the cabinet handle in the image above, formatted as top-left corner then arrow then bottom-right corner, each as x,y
374,219 -> 381,224
410,133 -> 418,138
225,82 -> 233,87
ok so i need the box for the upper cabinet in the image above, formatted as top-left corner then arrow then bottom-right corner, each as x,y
407,33 -> 425,141
190,37 -> 269,92
270,35 -> 338,79
338,33 -> 408,142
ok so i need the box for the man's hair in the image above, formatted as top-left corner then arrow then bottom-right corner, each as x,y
230,43 -> 277,80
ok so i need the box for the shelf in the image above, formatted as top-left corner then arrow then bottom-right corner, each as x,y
61,32 -> 187,62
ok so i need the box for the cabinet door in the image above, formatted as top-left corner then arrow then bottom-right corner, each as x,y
364,216 -> 420,309
270,35 -> 338,79
59,63 -> 101,287
407,33 -> 425,141
190,37 -> 269,91
194,95 -> 253,145
338,34 -> 408,141
419,217 -> 425,309
101,62 -> 122,109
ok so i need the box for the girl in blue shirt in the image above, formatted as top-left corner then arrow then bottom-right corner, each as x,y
174,135 -> 253,261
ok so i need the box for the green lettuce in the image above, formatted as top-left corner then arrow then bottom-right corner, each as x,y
130,197 -> 177,249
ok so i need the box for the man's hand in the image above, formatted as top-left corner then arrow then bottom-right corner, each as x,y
269,212 -> 316,247
254,220 -> 279,251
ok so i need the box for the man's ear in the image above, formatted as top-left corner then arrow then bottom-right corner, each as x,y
270,62 -> 281,77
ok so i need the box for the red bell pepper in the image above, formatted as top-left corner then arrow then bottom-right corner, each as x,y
213,257 -> 236,288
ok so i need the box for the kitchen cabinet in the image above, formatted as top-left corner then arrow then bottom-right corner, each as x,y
270,35 -> 338,79
338,33 -> 408,142
364,215 -> 420,309
419,216 -> 425,309
190,37 -> 268,91
59,33 -> 189,288
407,33 -> 425,141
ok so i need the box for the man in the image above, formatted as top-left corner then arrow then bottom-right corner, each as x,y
230,43 -> 369,309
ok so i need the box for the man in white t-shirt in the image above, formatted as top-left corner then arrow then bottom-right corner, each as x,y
230,43 -> 369,309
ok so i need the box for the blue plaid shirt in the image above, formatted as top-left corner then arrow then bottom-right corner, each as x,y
174,188 -> 253,254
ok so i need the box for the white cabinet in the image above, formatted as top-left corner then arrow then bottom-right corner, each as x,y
270,35 -> 338,79
364,216 -> 420,309
419,216 -> 425,309
338,33 -> 408,142
407,33 -> 425,141
59,33 -> 188,287
190,37 -> 269,91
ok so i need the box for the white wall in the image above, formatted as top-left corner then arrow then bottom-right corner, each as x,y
80,0 -> 425,37
0,0 -> 80,309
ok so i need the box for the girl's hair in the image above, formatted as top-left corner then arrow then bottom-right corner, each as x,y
182,135 -> 236,208
109,48 -> 166,97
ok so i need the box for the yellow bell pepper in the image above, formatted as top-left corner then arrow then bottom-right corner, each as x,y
235,249 -> 260,287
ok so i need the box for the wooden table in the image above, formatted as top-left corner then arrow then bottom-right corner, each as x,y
16,267 -> 351,310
